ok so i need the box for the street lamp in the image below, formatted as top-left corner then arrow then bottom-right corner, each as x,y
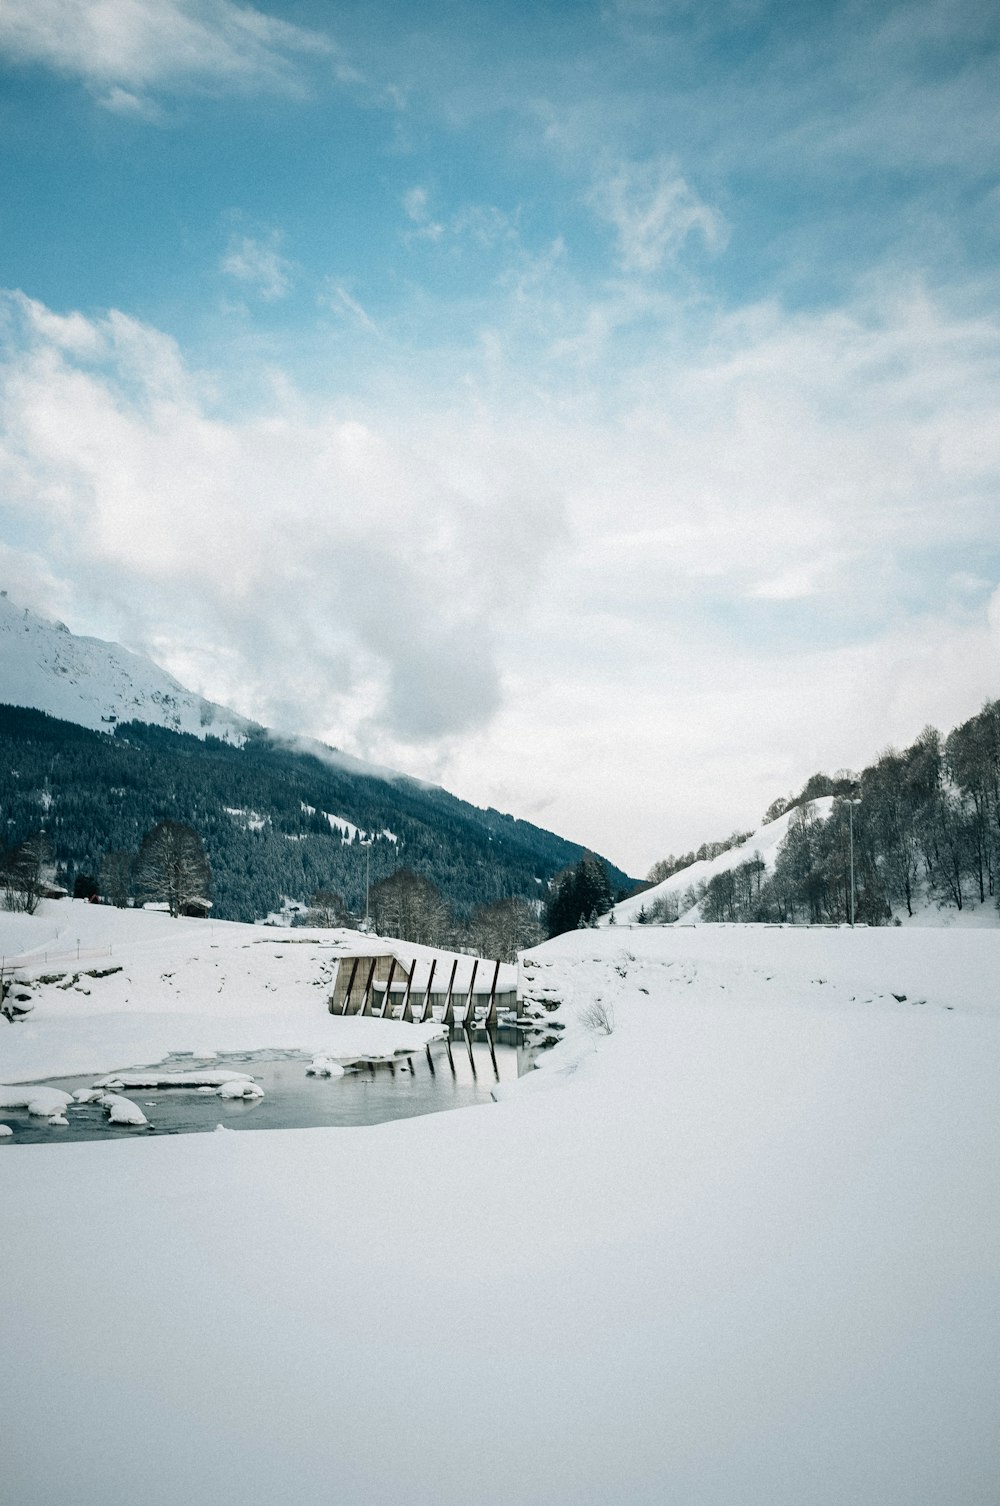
360,839 -> 372,931
848,798 -> 862,927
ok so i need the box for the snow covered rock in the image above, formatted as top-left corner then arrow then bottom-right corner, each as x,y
217,1078 -> 264,1100
0,1084 -> 74,1117
306,1055 -> 346,1078
95,1069 -> 259,1090
97,1093 -> 148,1127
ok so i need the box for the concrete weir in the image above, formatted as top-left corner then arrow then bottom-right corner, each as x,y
329,946 -> 514,1027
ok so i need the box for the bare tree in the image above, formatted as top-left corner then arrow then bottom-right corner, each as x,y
307,889 -> 353,928
465,897 -> 542,962
134,821 -> 211,917
99,849 -> 134,908
369,869 -> 451,945
1,832 -> 53,914
579,998 -> 616,1034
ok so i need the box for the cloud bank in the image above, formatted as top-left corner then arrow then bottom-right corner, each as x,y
2,276 -> 999,870
0,290 -> 548,749
0,0 -> 334,109
3,0 -> 1000,870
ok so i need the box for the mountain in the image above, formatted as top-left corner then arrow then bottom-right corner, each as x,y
0,593 -> 252,740
0,598 -> 636,923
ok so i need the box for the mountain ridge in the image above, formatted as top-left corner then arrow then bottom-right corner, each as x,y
0,597 -> 636,923
0,592 -> 254,743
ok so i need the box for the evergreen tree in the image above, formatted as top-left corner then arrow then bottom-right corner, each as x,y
546,854 -> 614,937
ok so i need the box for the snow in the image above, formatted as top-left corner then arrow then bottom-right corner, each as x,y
1,909 -> 997,1504
98,1092 -> 148,1126
326,812 -> 360,840
0,1123 -> 13,1136
609,798 -> 835,923
0,1083 -> 73,1116
306,1055 -> 346,1078
0,593 -> 251,741
94,1070 -> 259,1090
217,1078 -> 264,1100
0,899 -> 446,1082
224,807 -> 268,831
299,802 -> 394,844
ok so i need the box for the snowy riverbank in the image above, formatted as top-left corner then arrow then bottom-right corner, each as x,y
0,900 -> 446,1082
2,911 -> 998,1505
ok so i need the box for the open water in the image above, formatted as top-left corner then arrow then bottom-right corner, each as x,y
2,1027 -> 533,1144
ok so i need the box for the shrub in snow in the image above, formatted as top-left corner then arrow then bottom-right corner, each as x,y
579,999 -> 616,1035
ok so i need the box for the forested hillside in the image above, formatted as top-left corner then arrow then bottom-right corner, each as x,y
0,705 -> 634,925
662,701 -> 1000,926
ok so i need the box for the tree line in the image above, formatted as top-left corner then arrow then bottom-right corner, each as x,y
0,705 -> 633,925
3,820 -> 212,919
688,700 -> 1000,925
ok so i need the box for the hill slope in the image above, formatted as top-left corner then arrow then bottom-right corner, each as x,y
0,598 -> 634,921
608,800 -> 835,924
0,706 -> 633,923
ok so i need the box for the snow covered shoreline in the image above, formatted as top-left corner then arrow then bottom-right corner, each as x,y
0,900 -> 445,1083
2,906 -> 998,1504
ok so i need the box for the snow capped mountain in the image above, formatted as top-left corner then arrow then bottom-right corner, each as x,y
0,593 -> 253,741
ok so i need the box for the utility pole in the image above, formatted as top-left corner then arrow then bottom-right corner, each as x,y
361,839 -> 372,931
849,798 -> 861,927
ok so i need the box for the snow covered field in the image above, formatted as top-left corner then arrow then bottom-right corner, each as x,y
2,907 -> 998,1505
0,900 -> 455,1083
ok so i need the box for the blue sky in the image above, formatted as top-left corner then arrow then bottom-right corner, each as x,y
2,0 -> 1000,871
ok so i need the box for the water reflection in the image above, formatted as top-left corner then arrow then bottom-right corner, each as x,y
5,1026 -> 532,1144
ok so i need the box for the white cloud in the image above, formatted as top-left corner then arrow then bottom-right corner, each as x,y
220,231 -> 293,301
2,280 -> 999,872
98,83 -> 165,120
0,290 -> 560,748
403,186 -> 429,222
320,282 -> 379,334
587,158 -> 727,273
402,186 -> 444,243
988,584 -> 1000,652
0,0 -> 334,104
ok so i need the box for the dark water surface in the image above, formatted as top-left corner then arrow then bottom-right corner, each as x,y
3,1028 -> 533,1145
